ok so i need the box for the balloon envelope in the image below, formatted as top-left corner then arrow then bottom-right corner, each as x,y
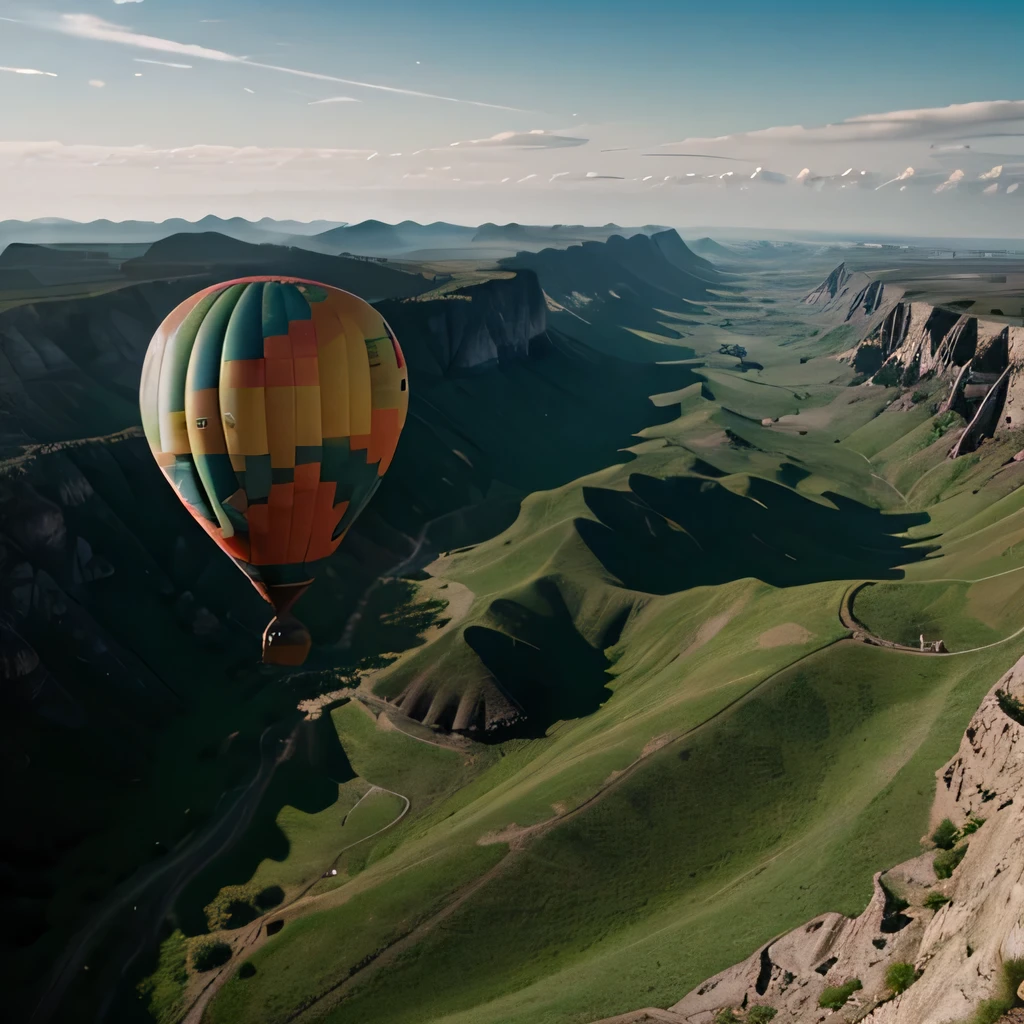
139,276 -> 409,665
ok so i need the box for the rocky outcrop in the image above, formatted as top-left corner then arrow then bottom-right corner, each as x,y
805,262 -> 855,304
846,297 -> 1024,456
376,271 -> 548,375
619,657 -> 1024,1024
804,263 -> 894,325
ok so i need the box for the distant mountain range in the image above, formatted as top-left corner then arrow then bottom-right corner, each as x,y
0,215 -> 347,249
0,216 -> 674,260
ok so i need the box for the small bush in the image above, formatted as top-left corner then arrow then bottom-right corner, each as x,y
747,1007 -> 778,1023
911,391 -> 929,404
205,883 -> 283,930
934,843 -> 968,879
973,998 -> 1011,1024
931,818 -> 960,850
924,891 -> 951,911
969,959 -> 1024,1023
996,689 -> 1024,726
886,961 -> 918,995
713,1010 -> 740,1024
819,979 -> 863,1009
961,816 -> 986,837
237,961 -> 256,979
190,938 -> 232,973
927,410 -> 962,445
873,363 -> 902,388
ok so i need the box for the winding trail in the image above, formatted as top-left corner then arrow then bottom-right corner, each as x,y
30,726 -> 297,1024
840,579 -> 1024,657
181,783 -> 410,1024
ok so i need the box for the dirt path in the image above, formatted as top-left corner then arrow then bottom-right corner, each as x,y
31,725 -> 296,1024
181,784 -> 410,1024
280,636 -> 854,1023
840,581 -> 1024,657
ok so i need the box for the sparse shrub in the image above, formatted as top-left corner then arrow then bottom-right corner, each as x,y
819,979 -> 863,1009
747,1007 -> 778,1023
136,930 -> 189,1022
968,958 -> 1024,1023
713,1009 -> 741,1024
934,843 -> 968,879
924,891 -> 951,911
911,391 -> 929,404
961,816 -> 986,836
190,938 -> 232,973
886,961 -> 918,995
927,410 -> 961,445
931,818 -> 960,850
872,363 -> 901,388
973,998 -> 1011,1024
237,961 -> 256,979
204,883 -> 283,930
718,343 -> 748,360
996,689 -> 1024,726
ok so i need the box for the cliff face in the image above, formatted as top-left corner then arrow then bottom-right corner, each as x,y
0,281 -> 200,450
376,271 -> 548,376
804,263 -> 894,325
622,659 -> 1024,1024
845,298 -> 1024,456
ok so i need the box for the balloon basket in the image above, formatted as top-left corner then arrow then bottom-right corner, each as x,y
262,614 -> 312,666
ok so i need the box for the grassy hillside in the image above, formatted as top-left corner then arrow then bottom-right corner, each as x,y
15,238 -> 1024,1024
192,252 -> 1024,1024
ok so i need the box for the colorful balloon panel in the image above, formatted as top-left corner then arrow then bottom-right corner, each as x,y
140,277 -> 409,598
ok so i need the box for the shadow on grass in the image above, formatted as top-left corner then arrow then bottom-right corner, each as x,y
174,713 -> 355,937
577,473 -> 935,595
462,578 -> 616,741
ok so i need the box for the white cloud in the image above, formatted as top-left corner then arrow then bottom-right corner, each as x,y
243,87 -> 254,94
662,99 -> 1024,147
89,79 -> 105,88
134,58 -> 192,69
113,1 -> 145,5
308,96 -> 360,105
20,12 -> 532,111
0,65 -> 58,77
448,130 -> 588,150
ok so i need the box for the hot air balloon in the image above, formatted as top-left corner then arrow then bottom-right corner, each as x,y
139,276 -> 409,666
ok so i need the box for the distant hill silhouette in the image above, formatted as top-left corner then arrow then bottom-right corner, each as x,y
690,236 -> 739,260
503,230 -> 718,305
121,231 -> 431,301
313,220 -> 477,255
0,215 -> 345,248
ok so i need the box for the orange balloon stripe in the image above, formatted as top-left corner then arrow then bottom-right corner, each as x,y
306,485 -> 348,562
248,503 -> 271,565
368,407 -> 402,475
265,483 -> 295,565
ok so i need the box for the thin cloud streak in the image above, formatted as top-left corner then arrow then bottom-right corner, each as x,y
134,58 -> 193,69
21,12 -> 533,111
661,99 -> 1024,147
1,65 -> 58,76
308,96 -> 360,105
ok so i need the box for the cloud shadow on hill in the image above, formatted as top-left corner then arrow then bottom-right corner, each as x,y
576,473 -> 935,595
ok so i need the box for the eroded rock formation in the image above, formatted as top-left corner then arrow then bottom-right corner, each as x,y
600,657 -> 1024,1023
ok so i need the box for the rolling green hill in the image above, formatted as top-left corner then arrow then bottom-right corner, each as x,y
8,235 -> 1024,1024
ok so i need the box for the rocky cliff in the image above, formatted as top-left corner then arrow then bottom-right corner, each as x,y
376,271 -> 548,376
844,298 -> 1024,457
804,262 -> 894,325
597,658 -> 1024,1024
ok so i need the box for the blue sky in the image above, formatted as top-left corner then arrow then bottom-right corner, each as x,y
1,0 -> 1023,231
